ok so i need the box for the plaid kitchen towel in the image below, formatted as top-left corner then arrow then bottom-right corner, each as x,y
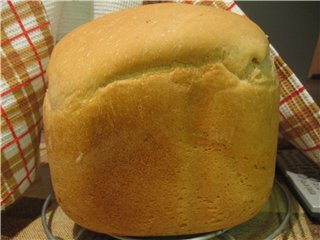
1,0 -> 54,209
1,0 -> 319,210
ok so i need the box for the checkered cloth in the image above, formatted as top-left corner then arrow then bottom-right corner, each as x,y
1,0 -> 319,210
1,1 -> 53,209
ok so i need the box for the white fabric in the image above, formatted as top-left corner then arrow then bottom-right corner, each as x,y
43,0 -> 143,42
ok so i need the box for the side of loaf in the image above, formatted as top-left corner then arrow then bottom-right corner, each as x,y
44,3 -> 279,236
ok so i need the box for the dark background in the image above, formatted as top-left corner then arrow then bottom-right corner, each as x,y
237,1 -> 319,83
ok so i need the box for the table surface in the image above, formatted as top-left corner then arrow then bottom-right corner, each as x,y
2,144 -> 320,240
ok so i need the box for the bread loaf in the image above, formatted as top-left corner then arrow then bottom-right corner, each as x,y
44,3 -> 279,236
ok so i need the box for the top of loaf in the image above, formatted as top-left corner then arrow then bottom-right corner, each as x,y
47,3 -> 270,109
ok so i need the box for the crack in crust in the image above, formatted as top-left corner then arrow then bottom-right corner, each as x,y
47,54 -> 276,112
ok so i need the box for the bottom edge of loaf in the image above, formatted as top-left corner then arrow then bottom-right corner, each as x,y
64,201 -> 267,238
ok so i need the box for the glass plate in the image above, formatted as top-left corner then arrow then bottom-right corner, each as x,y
42,181 -> 290,240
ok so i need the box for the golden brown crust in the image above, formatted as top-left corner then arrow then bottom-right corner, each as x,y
44,3 -> 279,236
47,3 -> 268,110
